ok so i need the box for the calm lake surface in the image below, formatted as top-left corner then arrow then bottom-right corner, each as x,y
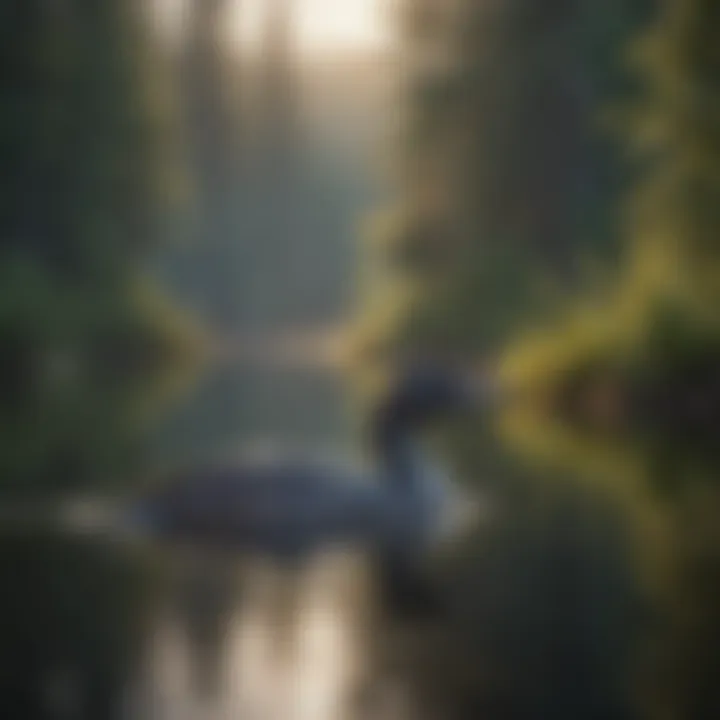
1,365 -> 385,720
1,361 -> 691,720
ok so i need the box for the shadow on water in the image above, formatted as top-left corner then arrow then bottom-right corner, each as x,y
124,548 -> 375,720
0,527 -> 377,720
0,530 -> 159,720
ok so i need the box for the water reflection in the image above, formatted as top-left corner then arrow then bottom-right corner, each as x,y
3,359 -> 685,720
133,362 -> 375,718
150,365 -> 353,469
0,529 -> 384,720
0,358 -> 362,720
123,549 -> 372,720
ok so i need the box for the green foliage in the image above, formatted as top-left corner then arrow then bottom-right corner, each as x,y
0,1 -> 182,269
350,2 -> 720,719
500,0 -> 720,447
0,1 -> 198,497
353,0 -> 651,374
497,3 -> 720,718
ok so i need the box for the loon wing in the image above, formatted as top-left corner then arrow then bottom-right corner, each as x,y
132,460 -> 381,553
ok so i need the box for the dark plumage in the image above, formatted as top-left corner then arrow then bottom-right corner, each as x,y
124,363 -> 489,615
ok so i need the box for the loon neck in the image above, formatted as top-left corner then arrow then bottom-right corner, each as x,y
376,430 -> 432,493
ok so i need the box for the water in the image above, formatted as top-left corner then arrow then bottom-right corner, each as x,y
0,365 -> 386,720
1,532 -> 385,720
4,360 -> 708,720
150,364 -> 354,469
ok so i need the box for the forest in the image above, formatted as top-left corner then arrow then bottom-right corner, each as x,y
2,1 -> 720,719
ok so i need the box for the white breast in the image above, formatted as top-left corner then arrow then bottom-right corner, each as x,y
418,453 -> 485,547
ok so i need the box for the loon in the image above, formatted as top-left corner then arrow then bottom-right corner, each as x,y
124,363 -> 491,615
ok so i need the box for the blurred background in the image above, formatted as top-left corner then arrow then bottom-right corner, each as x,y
2,0 -> 720,718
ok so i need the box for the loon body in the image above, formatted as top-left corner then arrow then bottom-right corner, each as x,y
125,364 -> 487,613
130,443 -> 473,560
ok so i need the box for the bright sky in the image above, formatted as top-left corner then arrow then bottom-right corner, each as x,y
154,0 -> 390,57
233,0 -> 390,57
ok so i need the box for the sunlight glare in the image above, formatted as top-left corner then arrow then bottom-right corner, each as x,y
232,0 -> 390,58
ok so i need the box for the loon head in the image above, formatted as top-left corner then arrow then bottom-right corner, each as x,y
373,362 -> 482,439
369,361 -> 489,476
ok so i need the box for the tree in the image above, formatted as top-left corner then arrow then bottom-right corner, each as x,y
352,0 -> 651,365
497,2 -> 720,717
0,0 -> 195,497
350,4 -> 656,718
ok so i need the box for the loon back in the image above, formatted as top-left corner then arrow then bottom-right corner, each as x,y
125,445 -> 474,563
128,458 -> 382,555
